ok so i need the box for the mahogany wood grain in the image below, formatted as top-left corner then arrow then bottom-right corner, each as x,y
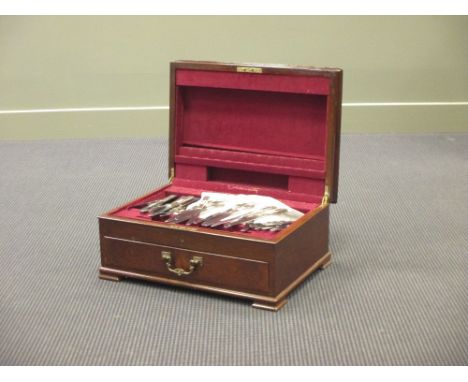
274,206 -> 329,294
101,237 -> 271,294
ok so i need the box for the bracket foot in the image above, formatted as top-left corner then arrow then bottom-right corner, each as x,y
252,299 -> 287,312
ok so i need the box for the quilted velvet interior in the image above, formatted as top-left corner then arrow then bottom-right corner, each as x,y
111,68 -> 329,238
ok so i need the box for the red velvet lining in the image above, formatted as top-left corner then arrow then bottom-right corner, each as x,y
170,178 -> 321,205
178,86 -> 327,159
174,67 -> 330,202
174,77 -> 329,200
176,69 -> 330,95
208,167 -> 288,190
110,67 -> 329,238
177,146 -> 325,177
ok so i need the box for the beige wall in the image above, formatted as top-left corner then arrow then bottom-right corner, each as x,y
0,16 -> 467,139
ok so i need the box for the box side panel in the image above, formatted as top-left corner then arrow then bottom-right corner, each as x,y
274,206 -> 329,294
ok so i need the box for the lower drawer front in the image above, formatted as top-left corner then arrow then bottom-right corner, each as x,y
102,237 -> 270,294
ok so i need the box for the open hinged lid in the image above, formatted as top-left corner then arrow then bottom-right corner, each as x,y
169,60 -> 343,205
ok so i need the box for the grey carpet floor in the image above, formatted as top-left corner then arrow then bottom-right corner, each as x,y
0,134 -> 467,365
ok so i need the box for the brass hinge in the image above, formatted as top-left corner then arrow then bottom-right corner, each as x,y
169,167 -> 175,183
321,185 -> 330,207
237,66 -> 262,74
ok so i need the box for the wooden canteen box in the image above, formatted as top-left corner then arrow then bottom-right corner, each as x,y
98,61 -> 343,311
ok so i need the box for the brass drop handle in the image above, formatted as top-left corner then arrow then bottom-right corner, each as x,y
161,251 -> 203,277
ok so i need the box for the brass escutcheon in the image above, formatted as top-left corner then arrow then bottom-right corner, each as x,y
236,66 -> 262,73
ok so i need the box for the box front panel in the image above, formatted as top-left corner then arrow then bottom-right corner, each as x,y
99,217 -> 275,262
101,236 -> 271,294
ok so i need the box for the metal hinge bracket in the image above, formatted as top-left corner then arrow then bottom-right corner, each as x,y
169,167 -> 175,183
321,185 -> 330,207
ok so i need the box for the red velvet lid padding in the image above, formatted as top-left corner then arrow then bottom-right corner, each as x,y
170,62 -> 342,204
